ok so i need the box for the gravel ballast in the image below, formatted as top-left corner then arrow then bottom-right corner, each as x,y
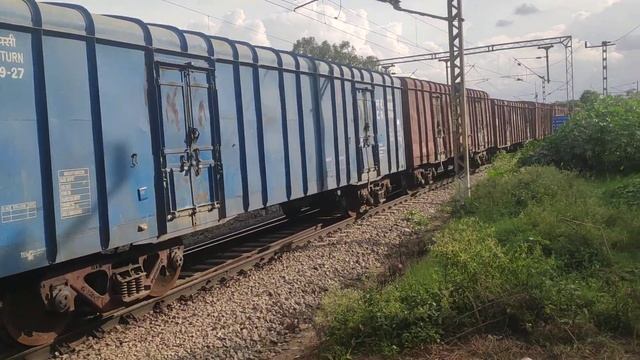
62,177 -> 480,360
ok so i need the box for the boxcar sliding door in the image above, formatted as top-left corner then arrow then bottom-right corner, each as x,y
431,95 -> 447,162
354,87 -> 377,182
156,64 -> 221,232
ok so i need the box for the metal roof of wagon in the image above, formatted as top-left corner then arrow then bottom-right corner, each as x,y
339,65 -> 354,80
399,77 -> 489,98
255,46 -> 281,68
279,52 -> 296,71
209,36 -> 236,61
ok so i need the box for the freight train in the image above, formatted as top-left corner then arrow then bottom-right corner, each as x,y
0,0 -> 567,346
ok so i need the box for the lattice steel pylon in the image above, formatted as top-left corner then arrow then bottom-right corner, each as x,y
376,0 -> 470,198
447,0 -> 470,198
562,37 -> 575,105
585,40 -> 615,96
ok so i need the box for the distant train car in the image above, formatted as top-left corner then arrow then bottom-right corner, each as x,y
467,88 -> 494,158
553,104 -> 570,117
535,103 -> 554,139
492,99 -> 530,148
400,79 -> 454,184
399,78 -> 492,185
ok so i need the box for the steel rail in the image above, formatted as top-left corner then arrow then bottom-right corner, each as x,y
2,176 -> 455,360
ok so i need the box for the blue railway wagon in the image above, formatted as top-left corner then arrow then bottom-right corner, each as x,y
0,0 -> 407,346
0,1 -> 163,279
207,37 -> 406,216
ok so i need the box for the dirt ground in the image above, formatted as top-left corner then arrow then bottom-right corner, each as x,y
275,329 -> 639,360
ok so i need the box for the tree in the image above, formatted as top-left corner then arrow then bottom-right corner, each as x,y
292,37 -> 381,71
579,90 -> 601,104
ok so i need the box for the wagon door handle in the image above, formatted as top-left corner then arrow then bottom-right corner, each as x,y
179,154 -> 189,173
190,127 -> 200,143
192,148 -> 203,176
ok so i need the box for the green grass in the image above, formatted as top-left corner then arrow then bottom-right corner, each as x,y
316,164 -> 640,357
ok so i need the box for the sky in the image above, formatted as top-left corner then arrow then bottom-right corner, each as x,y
44,0 -> 640,102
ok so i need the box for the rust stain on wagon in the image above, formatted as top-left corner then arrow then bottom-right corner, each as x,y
194,191 -> 209,204
197,100 -> 206,128
166,88 -> 181,132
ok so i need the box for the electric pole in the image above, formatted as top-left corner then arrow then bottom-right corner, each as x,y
538,45 -> 553,83
585,40 -> 615,96
377,0 -> 470,198
447,0 -> 470,198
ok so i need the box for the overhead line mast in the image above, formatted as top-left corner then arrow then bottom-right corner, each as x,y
585,41 -> 615,96
376,0 -> 471,198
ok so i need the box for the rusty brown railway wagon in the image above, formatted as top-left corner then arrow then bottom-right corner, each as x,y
492,99 -> 529,148
536,103 -> 554,139
400,77 -> 493,185
520,101 -> 547,140
467,88 -> 495,159
553,104 -> 570,116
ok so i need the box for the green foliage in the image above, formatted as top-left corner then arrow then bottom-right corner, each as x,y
292,36 -> 380,71
522,96 -> 640,173
317,166 -> 640,357
317,283 -> 444,356
580,89 -> 601,105
487,142 -> 546,179
486,151 -> 521,178
404,210 -> 430,231
459,167 -> 633,269
603,174 -> 640,207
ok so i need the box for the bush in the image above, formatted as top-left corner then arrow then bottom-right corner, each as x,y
317,166 -> 640,357
522,96 -> 640,173
317,284 -> 445,356
603,174 -> 640,207
459,166 -> 629,271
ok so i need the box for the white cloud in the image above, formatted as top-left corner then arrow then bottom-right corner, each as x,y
260,2 -> 418,58
572,10 -> 591,20
481,24 -> 568,45
186,9 -> 271,46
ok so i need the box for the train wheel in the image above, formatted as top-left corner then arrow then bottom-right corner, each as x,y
2,288 -> 70,346
149,249 -> 183,297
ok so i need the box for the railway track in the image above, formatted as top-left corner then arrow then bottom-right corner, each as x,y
2,176 -> 455,360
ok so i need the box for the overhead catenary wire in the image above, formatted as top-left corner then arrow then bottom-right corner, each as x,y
469,66 -> 533,100
262,0 -> 410,56
614,23 -> 640,42
529,58 -> 564,70
280,0 -> 440,53
546,84 -> 567,97
609,80 -> 639,90
158,0 -> 294,45
323,0 -> 442,53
